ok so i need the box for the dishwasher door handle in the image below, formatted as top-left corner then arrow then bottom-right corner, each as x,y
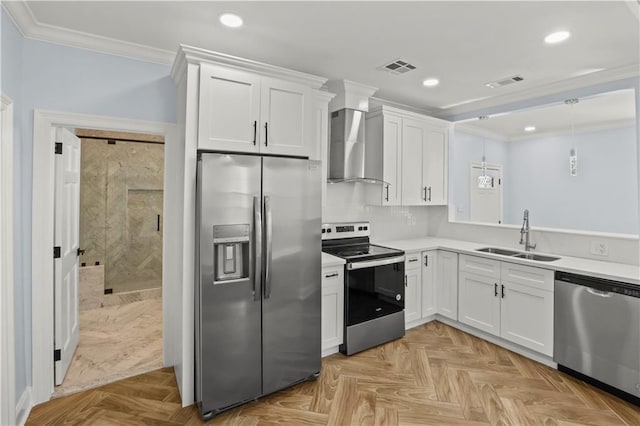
586,287 -> 612,298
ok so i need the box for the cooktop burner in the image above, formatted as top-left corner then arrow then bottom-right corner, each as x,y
321,221 -> 404,262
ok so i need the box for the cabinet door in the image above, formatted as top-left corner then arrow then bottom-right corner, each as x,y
404,266 -> 422,327
421,250 -> 437,317
321,267 -> 344,353
260,77 -> 310,157
500,263 -> 554,356
437,251 -> 458,320
458,271 -> 501,336
198,63 -> 261,152
401,118 -> 427,206
382,114 -> 402,206
423,124 -> 448,205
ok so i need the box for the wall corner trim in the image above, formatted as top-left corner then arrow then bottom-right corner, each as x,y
15,386 -> 32,426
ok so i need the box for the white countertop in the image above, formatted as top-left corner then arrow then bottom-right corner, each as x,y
322,252 -> 346,268
375,237 -> 640,286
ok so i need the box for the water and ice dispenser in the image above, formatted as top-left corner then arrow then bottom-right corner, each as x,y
213,224 -> 250,283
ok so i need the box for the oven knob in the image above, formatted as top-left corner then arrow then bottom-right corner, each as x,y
396,294 -> 402,301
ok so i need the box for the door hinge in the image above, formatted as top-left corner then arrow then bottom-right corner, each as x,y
54,246 -> 61,258
107,139 -> 116,145
54,349 -> 61,362
55,142 -> 63,155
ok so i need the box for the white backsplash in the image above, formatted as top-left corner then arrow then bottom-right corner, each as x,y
323,183 -> 429,241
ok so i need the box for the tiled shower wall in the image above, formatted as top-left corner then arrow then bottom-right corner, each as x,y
79,138 -> 164,293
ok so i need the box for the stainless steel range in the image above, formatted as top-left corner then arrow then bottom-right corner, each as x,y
322,222 -> 405,355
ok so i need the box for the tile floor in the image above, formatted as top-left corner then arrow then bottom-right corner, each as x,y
53,295 -> 163,398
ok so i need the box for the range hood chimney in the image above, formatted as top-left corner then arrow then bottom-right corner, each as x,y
326,80 -> 385,184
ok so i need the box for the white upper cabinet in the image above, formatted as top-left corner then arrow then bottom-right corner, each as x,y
402,118 -> 428,206
366,105 -> 449,207
198,64 -> 261,153
365,112 -> 402,206
259,78 -> 312,157
189,51 -> 327,158
423,124 -> 448,205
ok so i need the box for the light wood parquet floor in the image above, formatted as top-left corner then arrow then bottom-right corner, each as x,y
28,321 -> 640,425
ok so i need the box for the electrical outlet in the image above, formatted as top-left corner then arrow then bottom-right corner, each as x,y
590,241 -> 609,256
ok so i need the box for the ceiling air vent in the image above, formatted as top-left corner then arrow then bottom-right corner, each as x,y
379,59 -> 417,75
485,75 -> 524,89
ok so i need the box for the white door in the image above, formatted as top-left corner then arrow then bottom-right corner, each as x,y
401,118 -> 427,205
260,77 -> 310,157
198,63 -> 261,153
54,127 -> 81,385
469,164 -> 503,224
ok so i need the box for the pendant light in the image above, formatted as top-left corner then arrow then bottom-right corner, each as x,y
477,116 -> 493,188
565,98 -> 579,176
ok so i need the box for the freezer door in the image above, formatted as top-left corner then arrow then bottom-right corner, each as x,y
196,153 -> 262,414
262,157 -> 322,395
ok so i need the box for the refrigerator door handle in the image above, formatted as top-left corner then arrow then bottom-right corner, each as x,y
253,196 -> 262,301
264,195 -> 273,299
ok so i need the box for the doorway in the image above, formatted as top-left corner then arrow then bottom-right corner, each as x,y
30,110 -> 176,407
53,128 -> 165,397
469,163 -> 503,224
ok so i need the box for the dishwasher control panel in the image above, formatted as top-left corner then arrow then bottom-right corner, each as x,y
555,271 -> 640,298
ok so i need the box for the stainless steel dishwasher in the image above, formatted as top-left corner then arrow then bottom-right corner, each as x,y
554,271 -> 640,406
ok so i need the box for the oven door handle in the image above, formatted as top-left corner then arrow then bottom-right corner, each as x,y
347,255 -> 406,270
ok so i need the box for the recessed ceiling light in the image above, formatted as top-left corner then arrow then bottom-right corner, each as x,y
220,13 -> 243,28
422,78 -> 439,87
544,31 -> 570,44
524,126 -> 536,132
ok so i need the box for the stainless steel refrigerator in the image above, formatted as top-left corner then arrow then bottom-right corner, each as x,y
195,152 -> 322,420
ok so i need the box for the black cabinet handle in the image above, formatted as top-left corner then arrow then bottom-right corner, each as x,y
423,186 -> 427,201
428,186 -> 432,202
404,276 -> 407,287
157,214 -> 161,232
385,185 -> 389,202
264,122 -> 268,146
501,284 -> 505,298
494,283 -> 498,297
253,120 -> 257,145
324,273 -> 339,278
408,258 -> 418,263
424,255 -> 428,267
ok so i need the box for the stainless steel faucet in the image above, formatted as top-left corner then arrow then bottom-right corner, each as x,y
519,209 -> 536,251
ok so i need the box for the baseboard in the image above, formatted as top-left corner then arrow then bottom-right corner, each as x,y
322,345 -> 340,358
15,386 -> 32,426
433,315 -> 556,368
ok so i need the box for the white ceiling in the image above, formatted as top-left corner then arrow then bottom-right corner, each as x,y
457,89 -> 636,141
14,1 -> 640,118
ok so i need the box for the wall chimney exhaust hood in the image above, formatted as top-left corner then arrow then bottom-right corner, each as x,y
326,80 -> 386,184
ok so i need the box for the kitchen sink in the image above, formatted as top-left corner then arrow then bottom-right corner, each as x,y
512,253 -> 560,262
476,247 -> 521,256
476,247 -> 560,262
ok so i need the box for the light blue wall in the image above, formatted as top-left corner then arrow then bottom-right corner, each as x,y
506,126 -> 638,234
1,8 -> 27,404
449,131 -> 508,221
2,9 -> 176,403
451,125 -> 638,234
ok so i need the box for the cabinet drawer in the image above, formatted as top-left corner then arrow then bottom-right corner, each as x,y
459,254 -> 500,279
405,252 -> 421,270
322,267 -> 344,285
501,262 -> 553,292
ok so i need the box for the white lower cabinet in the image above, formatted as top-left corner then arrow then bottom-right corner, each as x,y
321,265 -> 344,356
437,251 -> 459,320
421,250 -> 437,317
458,254 -> 554,356
404,252 -> 422,326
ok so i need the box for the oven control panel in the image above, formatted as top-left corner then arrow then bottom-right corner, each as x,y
322,222 -> 370,240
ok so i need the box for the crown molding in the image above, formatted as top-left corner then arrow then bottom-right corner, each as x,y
2,1 -> 174,65
171,45 -> 327,89
437,63 -> 640,120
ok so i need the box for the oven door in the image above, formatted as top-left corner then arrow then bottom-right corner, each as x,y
345,256 -> 405,327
